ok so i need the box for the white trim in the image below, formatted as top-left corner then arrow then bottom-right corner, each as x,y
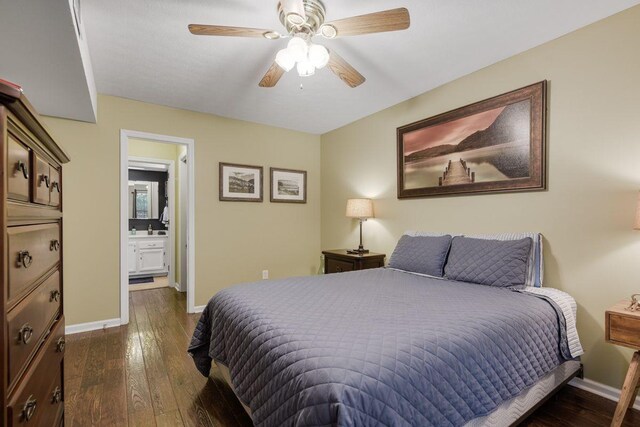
193,305 -> 206,313
120,129 -> 197,326
65,318 -> 121,335
128,156 -> 176,286
570,377 -> 640,411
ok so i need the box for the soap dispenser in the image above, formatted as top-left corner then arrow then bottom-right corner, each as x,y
148,224 -> 153,235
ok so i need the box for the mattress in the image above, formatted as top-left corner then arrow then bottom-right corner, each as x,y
189,268 -> 578,426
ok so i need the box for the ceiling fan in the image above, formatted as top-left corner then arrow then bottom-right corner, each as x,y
188,0 -> 410,88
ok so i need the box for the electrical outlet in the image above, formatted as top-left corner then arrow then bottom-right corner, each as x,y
262,270 -> 269,280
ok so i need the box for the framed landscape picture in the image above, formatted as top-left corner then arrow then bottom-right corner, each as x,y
219,162 -> 263,202
397,81 -> 546,198
270,168 -> 307,203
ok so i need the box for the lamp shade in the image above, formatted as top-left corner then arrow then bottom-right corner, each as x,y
635,192 -> 640,230
346,198 -> 374,219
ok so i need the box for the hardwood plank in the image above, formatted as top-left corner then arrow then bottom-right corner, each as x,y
71,384 -> 103,426
156,410 -> 185,427
100,358 -> 129,426
128,408 -> 157,427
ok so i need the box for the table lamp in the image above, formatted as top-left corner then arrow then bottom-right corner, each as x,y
346,198 -> 374,254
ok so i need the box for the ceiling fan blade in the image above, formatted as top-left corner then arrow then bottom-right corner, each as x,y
323,8 -> 410,37
259,62 -> 286,88
327,50 -> 365,88
188,24 -> 280,39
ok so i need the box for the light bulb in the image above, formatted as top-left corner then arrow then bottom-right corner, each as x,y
275,48 -> 295,72
287,37 -> 308,63
308,44 -> 329,69
297,60 -> 315,77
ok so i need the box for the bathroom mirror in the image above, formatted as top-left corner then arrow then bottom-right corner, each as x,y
129,181 -> 160,219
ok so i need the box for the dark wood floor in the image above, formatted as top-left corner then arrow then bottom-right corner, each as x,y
65,287 -> 640,426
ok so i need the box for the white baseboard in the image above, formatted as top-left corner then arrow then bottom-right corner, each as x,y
65,318 -> 121,335
570,377 -> 640,410
193,305 -> 206,313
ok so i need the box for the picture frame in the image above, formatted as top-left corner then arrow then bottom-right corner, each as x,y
270,168 -> 307,204
397,81 -> 546,199
219,162 -> 263,202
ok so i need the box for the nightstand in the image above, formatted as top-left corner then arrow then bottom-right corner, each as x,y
322,250 -> 385,274
606,301 -> 640,427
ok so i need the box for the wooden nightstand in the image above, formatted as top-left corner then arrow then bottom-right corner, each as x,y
606,301 -> 640,427
322,250 -> 385,274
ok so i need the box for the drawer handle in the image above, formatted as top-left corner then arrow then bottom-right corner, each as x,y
40,174 -> 50,188
18,323 -> 34,345
51,181 -> 60,193
50,290 -> 61,302
56,337 -> 66,353
336,266 -> 343,272
18,250 -> 33,268
51,387 -> 63,404
16,160 -> 29,179
22,395 -> 37,422
50,239 -> 60,251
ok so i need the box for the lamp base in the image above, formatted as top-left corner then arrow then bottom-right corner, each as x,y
347,248 -> 369,255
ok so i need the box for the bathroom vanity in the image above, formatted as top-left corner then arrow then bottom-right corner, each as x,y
128,233 -> 169,277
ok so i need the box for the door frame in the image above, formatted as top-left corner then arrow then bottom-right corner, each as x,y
128,155 -> 175,285
120,129 -> 196,324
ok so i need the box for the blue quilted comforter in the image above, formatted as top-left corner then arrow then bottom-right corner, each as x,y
189,268 -> 570,426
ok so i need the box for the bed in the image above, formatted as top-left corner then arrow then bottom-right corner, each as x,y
189,233 -> 583,426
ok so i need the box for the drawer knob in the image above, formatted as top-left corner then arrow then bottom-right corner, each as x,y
51,181 -> 60,193
56,337 -> 66,353
336,267 -> 343,272
50,239 -> 60,251
18,250 -> 33,268
51,387 -> 63,404
50,290 -> 61,302
22,395 -> 37,422
40,174 -> 50,188
18,323 -> 34,345
16,160 -> 29,179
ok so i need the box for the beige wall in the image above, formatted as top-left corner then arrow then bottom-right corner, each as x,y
321,6 -> 640,389
128,138 -> 182,285
44,95 -> 321,325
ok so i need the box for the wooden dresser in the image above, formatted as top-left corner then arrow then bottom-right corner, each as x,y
0,81 -> 69,426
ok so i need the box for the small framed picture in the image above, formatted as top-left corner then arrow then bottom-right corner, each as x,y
270,168 -> 307,204
219,162 -> 263,202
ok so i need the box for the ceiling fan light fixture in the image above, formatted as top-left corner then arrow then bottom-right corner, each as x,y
287,36 -> 309,62
297,60 -> 315,77
319,24 -> 337,39
275,48 -> 295,72
308,44 -> 329,68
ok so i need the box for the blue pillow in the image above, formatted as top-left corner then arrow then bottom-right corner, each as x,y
444,236 -> 532,288
388,235 -> 452,277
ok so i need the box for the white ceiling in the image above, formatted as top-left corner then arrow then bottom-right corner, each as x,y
0,0 -> 97,122
80,1 -> 640,133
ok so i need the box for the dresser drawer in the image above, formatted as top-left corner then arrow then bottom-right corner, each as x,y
607,313 -> 640,349
326,258 -> 355,274
48,165 -> 61,208
7,319 -> 64,426
32,155 -> 50,205
7,135 -> 31,202
8,223 -> 61,304
7,270 -> 61,388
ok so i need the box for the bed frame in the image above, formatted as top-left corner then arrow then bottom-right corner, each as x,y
213,360 -> 582,426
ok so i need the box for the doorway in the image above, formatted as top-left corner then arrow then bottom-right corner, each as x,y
120,130 -> 196,324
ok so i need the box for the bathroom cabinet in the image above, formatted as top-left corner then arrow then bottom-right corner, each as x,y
128,235 -> 168,276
